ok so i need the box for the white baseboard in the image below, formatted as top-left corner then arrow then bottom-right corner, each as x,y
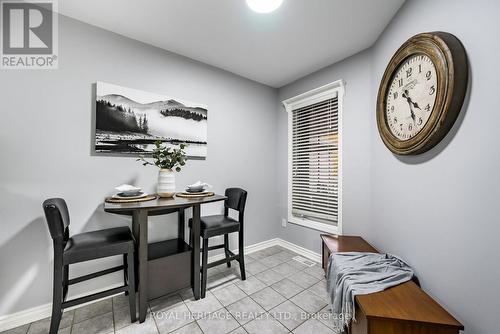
276,239 -> 322,263
0,238 -> 320,331
209,237 -> 321,263
0,284 -> 123,332
0,303 -> 49,333
208,237 -> 282,263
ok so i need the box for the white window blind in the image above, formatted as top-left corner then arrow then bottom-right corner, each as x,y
291,97 -> 338,225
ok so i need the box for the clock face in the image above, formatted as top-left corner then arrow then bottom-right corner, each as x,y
385,54 -> 438,140
377,32 -> 468,155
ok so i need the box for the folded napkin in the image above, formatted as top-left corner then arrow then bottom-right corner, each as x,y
188,181 -> 212,188
115,184 -> 142,192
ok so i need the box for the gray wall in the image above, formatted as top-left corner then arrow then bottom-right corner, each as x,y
0,16 -> 279,316
369,1 -> 500,333
277,0 -> 500,333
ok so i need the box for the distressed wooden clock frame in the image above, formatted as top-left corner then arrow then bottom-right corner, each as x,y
376,31 -> 468,155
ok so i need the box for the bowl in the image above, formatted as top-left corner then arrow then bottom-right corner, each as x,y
186,186 -> 205,193
117,191 -> 144,197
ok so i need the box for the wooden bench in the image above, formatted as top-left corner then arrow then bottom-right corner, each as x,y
321,234 -> 464,334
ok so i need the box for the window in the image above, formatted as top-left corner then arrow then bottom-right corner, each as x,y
282,80 -> 344,234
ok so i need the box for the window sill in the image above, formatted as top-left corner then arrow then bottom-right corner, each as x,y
288,216 -> 341,235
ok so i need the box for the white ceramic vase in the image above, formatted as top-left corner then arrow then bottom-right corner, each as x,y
157,169 -> 175,198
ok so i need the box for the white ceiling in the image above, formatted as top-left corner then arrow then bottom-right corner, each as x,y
58,0 -> 405,88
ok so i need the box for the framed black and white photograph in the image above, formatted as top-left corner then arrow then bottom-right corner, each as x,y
94,81 -> 208,157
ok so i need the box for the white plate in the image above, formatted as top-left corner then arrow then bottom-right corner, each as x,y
112,193 -> 148,200
186,187 -> 205,193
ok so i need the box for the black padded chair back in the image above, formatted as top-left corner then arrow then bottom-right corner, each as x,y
224,188 -> 247,219
42,198 -> 137,331
43,198 -> 70,242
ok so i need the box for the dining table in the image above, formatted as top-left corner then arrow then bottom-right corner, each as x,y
104,194 -> 227,323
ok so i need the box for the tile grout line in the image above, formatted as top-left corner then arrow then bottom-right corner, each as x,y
272,295 -> 310,332
185,251 -> 320,333
181,291 -> 198,333
195,251 -> 281,331
229,254 -> 324,332
179,252 -> 319,333
25,322 -> 31,334
152,303 -> 161,334
270,282 -> 327,333
192,319 -> 205,334
69,308 -> 75,334
111,296 -> 115,334
150,302 -> 161,334
202,281 -> 251,332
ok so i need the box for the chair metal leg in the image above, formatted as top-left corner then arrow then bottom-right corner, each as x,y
224,234 -> 231,268
127,251 -> 137,323
201,238 -> 209,298
238,229 -> 246,281
50,259 -> 63,334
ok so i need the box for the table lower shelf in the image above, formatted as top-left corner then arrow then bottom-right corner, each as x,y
147,238 -> 192,300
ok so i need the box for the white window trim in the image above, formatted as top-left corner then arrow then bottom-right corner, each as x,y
282,79 -> 345,235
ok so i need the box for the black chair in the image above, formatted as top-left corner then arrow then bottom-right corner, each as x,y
43,198 -> 136,334
189,188 -> 248,297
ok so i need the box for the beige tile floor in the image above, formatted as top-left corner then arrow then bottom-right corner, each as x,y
2,246 -> 338,334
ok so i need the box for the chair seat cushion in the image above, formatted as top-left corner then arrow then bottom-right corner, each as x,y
189,215 -> 240,238
63,227 -> 134,264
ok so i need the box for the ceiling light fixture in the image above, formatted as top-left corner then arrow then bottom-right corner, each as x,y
246,0 -> 283,13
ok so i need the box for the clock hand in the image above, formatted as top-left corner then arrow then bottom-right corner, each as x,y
402,90 -> 410,102
403,89 -> 420,105
403,89 -> 421,109
402,90 -> 416,123
409,104 -> 416,123
411,101 -> 421,110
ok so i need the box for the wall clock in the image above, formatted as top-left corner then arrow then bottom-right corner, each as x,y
376,32 -> 468,155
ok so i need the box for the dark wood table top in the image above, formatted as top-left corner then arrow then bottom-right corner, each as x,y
321,234 -> 464,330
104,194 -> 227,214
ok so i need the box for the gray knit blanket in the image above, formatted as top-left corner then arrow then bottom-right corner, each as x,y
326,252 -> 414,333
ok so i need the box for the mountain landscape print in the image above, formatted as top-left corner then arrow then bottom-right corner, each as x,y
95,82 -> 207,157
